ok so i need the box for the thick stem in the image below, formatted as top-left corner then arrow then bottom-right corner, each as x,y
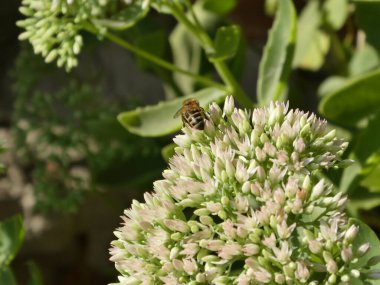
169,3 -> 254,108
82,23 -> 225,90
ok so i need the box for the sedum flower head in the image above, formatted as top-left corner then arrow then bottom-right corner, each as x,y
17,0 -> 150,71
110,97 -> 368,284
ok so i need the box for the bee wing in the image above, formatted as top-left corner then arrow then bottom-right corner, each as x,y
173,107 -> 182,118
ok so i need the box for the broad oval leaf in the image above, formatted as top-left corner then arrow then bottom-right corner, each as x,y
350,218 -> 380,284
293,0 -> 330,71
118,88 -> 227,137
349,44 -> 379,76
319,68 -> 380,126
348,190 -> 380,217
323,0 -> 349,30
318,76 -> 347,97
257,0 -> 297,106
361,163 -> 380,192
92,0 -> 151,30
0,215 -> 24,267
209,25 -> 241,62
354,112 -> 380,163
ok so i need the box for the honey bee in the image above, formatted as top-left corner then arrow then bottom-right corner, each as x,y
174,98 -> 207,130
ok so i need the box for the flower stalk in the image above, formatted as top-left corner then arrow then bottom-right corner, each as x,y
168,3 -> 253,108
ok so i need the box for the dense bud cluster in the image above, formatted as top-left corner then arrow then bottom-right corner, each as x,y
17,0 -> 150,71
110,97 -> 369,284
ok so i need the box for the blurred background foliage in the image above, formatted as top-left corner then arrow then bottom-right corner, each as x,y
1,0 -> 380,284
12,45 -> 166,213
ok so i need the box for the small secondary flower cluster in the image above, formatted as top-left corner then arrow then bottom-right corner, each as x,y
110,97 -> 369,284
17,0 -> 150,71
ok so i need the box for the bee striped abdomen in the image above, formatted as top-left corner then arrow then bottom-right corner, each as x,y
183,109 -> 205,130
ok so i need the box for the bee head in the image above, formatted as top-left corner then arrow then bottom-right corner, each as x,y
183,98 -> 200,108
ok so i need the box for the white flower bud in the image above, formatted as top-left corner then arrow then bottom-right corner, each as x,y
357,242 -> 370,257
344,225 -> 359,243
223,96 -> 235,116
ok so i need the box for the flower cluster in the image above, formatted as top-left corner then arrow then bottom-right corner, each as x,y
17,0 -> 150,71
110,97 -> 369,284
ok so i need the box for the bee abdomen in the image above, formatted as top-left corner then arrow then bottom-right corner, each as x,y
184,110 -> 205,130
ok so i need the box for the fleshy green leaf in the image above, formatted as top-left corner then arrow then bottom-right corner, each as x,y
361,163 -> 380,192
318,76 -> 347,97
169,2 -> 219,94
354,112 -> 380,163
92,0 -> 151,30
350,218 -> 380,275
349,45 -> 379,76
0,267 -> 17,285
319,69 -> 380,126
0,215 -> 24,267
203,0 -> 237,15
298,31 -> 330,71
293,0 -> 330,71
257,0 -> 297,106
348,191 -> 380,217
354,2 -> 380,52
209,25 -> 241,62
293,0 -> 320,65
323,0 -> 349,30
117,87 -> 226,137
340,159 -> 362,194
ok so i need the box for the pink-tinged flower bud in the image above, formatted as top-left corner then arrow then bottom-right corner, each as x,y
341,247 -> 353,262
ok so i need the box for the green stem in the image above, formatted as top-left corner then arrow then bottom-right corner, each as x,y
169,3 -> 254,108
82,23 -> 225,90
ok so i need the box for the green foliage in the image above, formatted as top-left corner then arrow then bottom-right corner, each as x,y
169,0 -> 220,95
0,216 -> 24,268
0,215 -> 23,283
161,143 -> 176,162
319,69 -> 380,126
350,218 -> 380,283
12,45 -> 165,212
349,45 -> 379,76
293,0 -> 330,71
92,0 -> 151,30
27,262 -> 44,285
0,217 -> 43,285
323,0 -> 349,30
209,25 -> 240,62
257,0 -> 296,105
203,0 -> 237,15
354,1 -> 380,53
13,0 -> 380,281
0,267 -> 17,285
117,87 -> 226,137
